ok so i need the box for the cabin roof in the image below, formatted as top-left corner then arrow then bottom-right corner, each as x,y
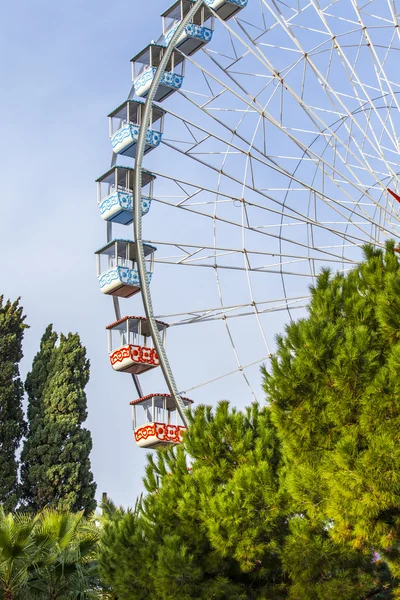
95,239 -> 156,258
161,0 -> 212,20
108,99 -> 166,122
130,393 -> 193,406
130,43 -> 165,65
96,166 -> 155,187
106,316 -> 169,333
130,42 -> 184,70
161,0 -> 194,19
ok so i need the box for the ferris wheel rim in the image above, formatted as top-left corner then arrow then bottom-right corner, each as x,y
131,0 -> 206,426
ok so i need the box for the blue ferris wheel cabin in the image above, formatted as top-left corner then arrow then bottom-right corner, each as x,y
161,0 -> 214,54
96,166 -> 155,225
95,239 -> 156,298
108,100 -> 165,158
131,44 -> 185,102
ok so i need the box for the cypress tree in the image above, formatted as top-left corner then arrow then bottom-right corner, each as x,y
0,296 -> 27,511
21,329 -> 96,514
20,324 -> 58,507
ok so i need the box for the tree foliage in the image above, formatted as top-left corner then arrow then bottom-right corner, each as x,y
99,401 -> 390,599
99,402 -> 287,600
21,327 -> 96,514
27,510 -> 101,600
263,241 -> 400,591
0,297 -> 27,512
21,325 -> 58,508
0,505 -> 101,600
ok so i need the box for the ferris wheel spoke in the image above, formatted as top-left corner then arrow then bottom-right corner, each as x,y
179,355 -> 269,397
165,305 -> 306,327
153,168 -> 380,219
165,118 -> 393,239
154,259 -> 321,277
348,1 -> 400,124
211,6 -> 400,224
172,54 -> 399,233
153,192 -> 374,261
150,239 -> 357,265
203,89 -> 276,360
156,295 -> 309,326
159,138 -> 395,248
307,0 -> 400,169
279,37 -> 398,186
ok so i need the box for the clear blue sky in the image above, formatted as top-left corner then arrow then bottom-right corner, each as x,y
0,0 -> 174,507
1,0 -> 292,508
1,0 -> 380,508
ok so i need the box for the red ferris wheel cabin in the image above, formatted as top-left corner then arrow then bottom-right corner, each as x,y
106,316 -> 168,375
130,393 -> 193,449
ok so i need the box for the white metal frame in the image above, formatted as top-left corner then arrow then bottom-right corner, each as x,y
107,0 -> 400,405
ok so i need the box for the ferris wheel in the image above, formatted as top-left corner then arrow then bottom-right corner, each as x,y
95,0 -> 400,449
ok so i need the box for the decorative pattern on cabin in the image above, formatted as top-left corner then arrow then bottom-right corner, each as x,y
135,423 -> 186,444
111,124 -> 162,153
99,192 -> 151,220
110,345 -> 159,368
134,68 -> 184,94
165,24 -> 213,45
99,267 -> 144,290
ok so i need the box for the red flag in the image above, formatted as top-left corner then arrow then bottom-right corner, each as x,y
387,188 -> 400,203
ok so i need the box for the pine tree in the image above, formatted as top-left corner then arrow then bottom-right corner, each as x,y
21,328 -> 96,514
21,324 -> 58,507
99,402 -> 388,599
263,241 -> 400,590
0,296 -> 27,511
99,402 -> 288,600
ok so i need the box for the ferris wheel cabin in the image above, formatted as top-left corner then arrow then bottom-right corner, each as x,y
95,239 -> 155,297
131,44 -> 185,102
131,394 -> 193,448
109,100 -> 165,158
96,166 -> 155,225
162,0 -> 214,54
107,317 -> 168,375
